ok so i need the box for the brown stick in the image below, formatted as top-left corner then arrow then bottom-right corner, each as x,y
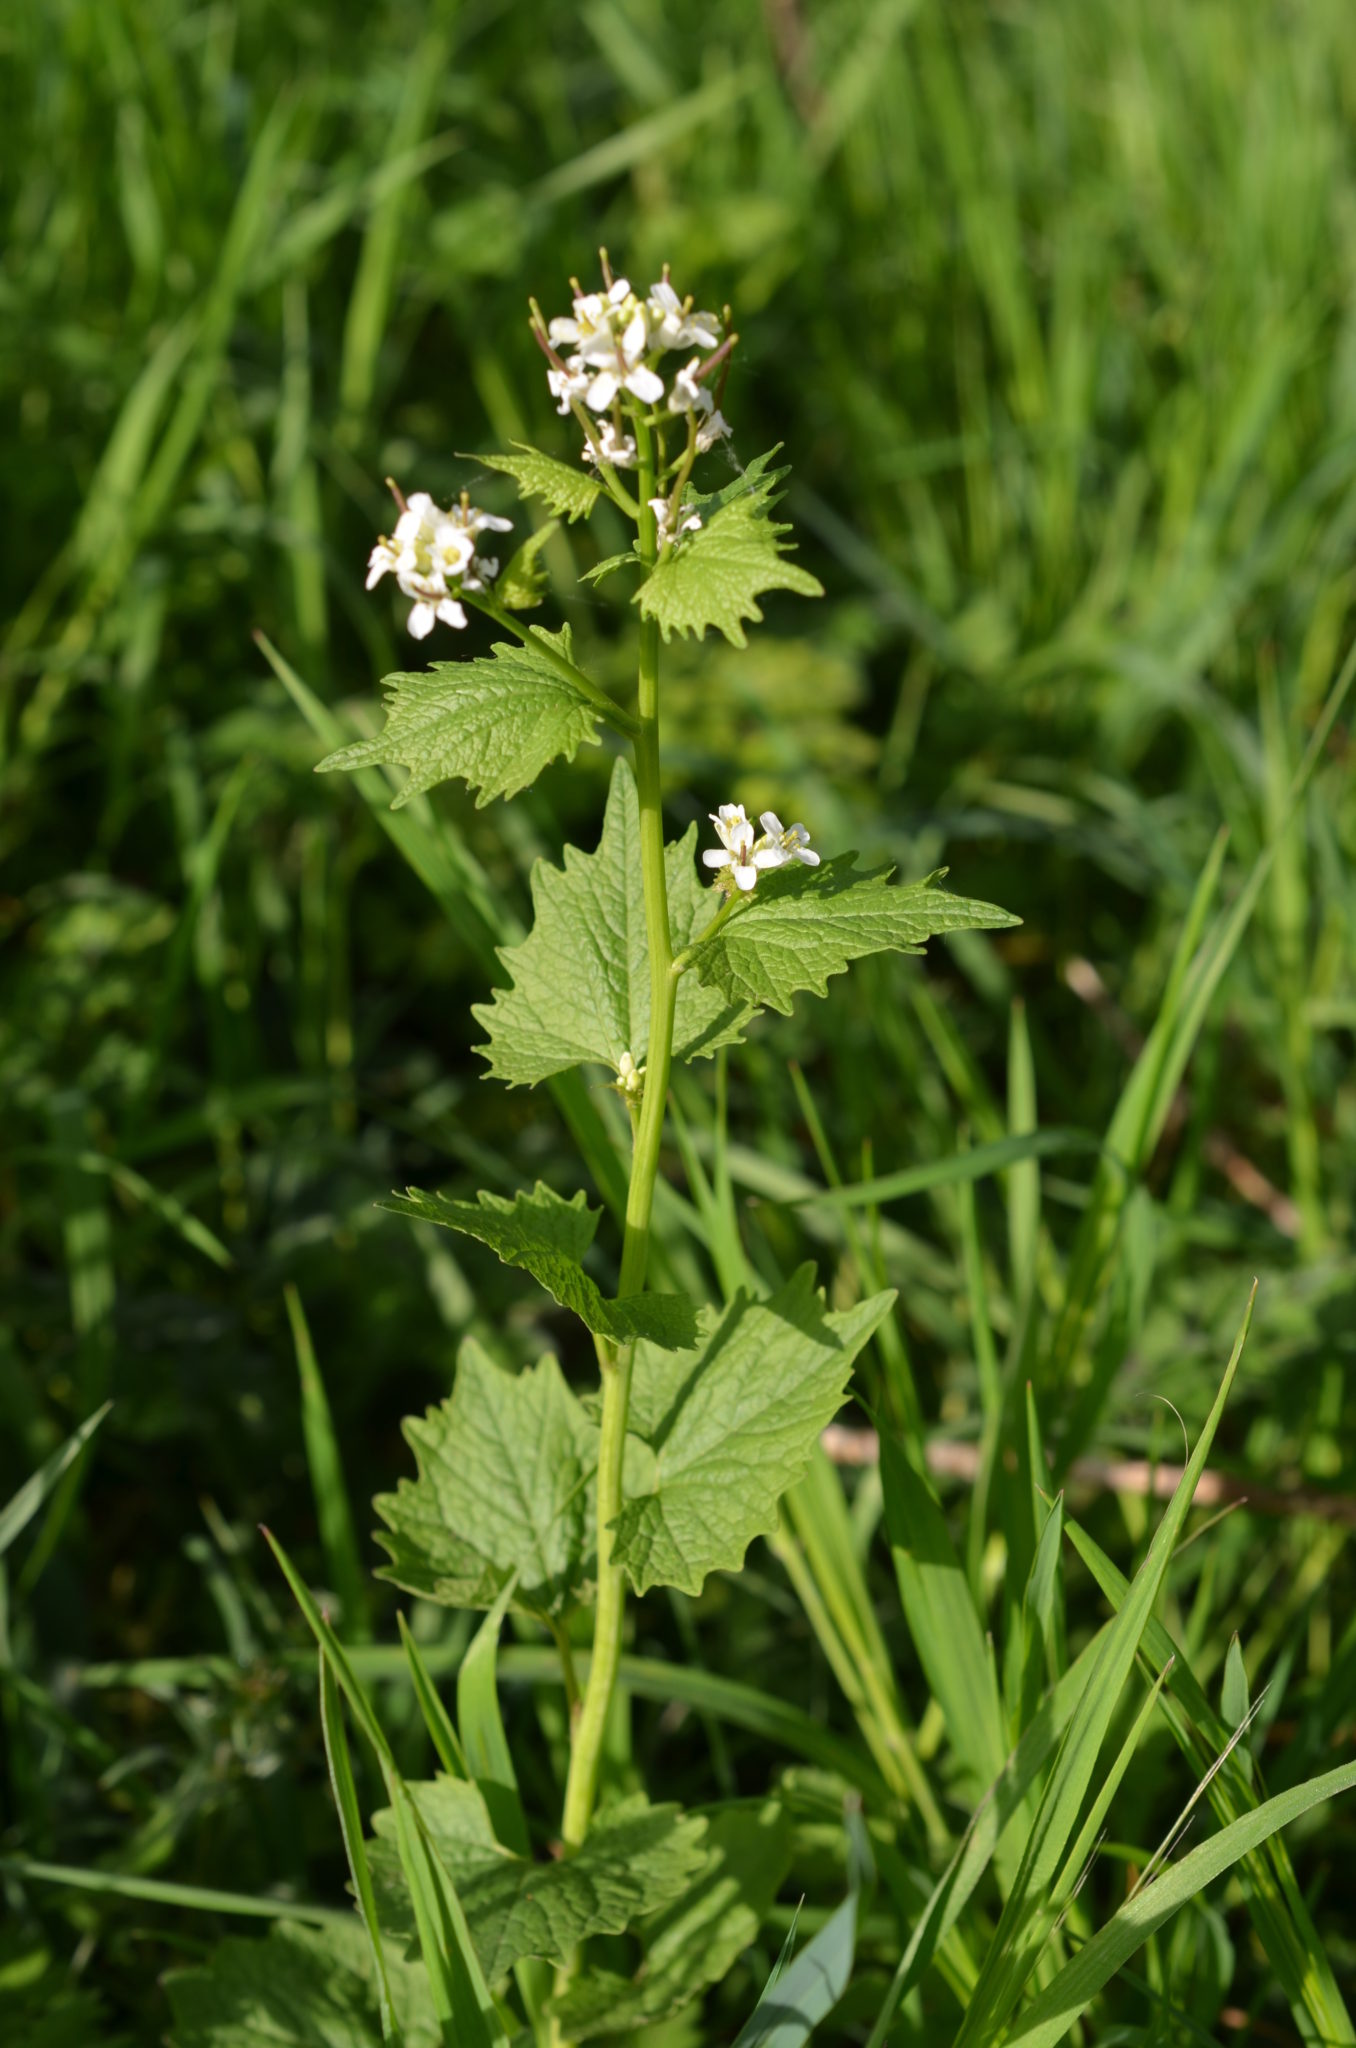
820,1424 -> 1356,1527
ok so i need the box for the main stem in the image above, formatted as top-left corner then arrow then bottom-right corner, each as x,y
560,420 -> 675,1853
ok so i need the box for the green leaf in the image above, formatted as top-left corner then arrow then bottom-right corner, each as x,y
164,1921 -> 441,2048
637,447 -> 824,647
495,520 -> 559,609
315,627 -> 602,808
474,756 -> 750,1087
611,1267 -> 896,1597
690,857 -> 1019,1016
375,1338 -> 595,1619
580,549 -> 640,586
471,443 -> 602,524
372,1782 -> 708,1985
551,1800 -> 791,2039
382,1183 -> 697,1349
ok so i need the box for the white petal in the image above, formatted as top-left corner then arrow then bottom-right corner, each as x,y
578,328 -> 617,365
477,512 -> 514,533
649,280 -> 681,312
407,602 -> 436,638
435,598 -> 468,629
608,276 -> 631,303
733,864 -> 758,891
620,308 -> 648,360
626,364 -> 665,404
548,318 -> 581,344
753,847 -> 787,869
586,369 -> 620,411
795,847 -> 821,866
702,848 -> 732,868
759,812 -> 784,836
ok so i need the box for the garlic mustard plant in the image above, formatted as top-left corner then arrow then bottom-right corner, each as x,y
303,253 -> 1018,2045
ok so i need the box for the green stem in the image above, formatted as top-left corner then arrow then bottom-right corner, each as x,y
671,887 -> 740,977
466,591 -> 641,738
559,418 -> 674,1853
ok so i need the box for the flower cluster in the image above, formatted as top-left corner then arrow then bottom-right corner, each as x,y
537,259 -> 732,469
702,806 -> 821,894
367,488 -> 512,639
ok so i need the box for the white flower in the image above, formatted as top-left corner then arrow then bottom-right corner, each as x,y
585,353 -> 664,414
367,487 -> 512,639
548,360 -> 590,414
545,269 -> 667,415
702,802 -> 785,893
668,357 -> 731,451
695,407 -> 730,453
407,595 -> 468,639
581,420 -> 638,470
668,356 -> 712,416
758,811 -> 821,868
646,277 -> 722,353
648,496 -> 702,548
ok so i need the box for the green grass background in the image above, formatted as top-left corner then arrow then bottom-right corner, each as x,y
2,0 -> 1355,2039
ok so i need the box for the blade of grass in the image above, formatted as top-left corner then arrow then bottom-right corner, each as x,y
0,1856 -> 350,1925
319,1650 -> 400,2043
731,1806 -> 871,2048
0,1403 -> 112,1560
1006,1760 -> 1356,2048
457,1583 -> 529,1857
1063,1510 -> 1354,2043
866,1628 -> 1112,2042
880,1433 -> 1008,1799
793,1130 -> 1100,1211
286,1284 -> 370,1641
953,1283 -> 1255,2048
397,1612 -> 467,1779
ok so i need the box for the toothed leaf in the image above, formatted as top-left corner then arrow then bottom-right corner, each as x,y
371,1783 -> 708,1985
164,1920 -> 440,2047
315,626 -> 601,807
611,1268 -> 896,1596
637,446 -> 823,648
471,443 -> 602,524
474,756 -> 751,1086
383,1182 -> 696,1349
375,1338 -> 595,1618
691,856 -> 1020,1016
